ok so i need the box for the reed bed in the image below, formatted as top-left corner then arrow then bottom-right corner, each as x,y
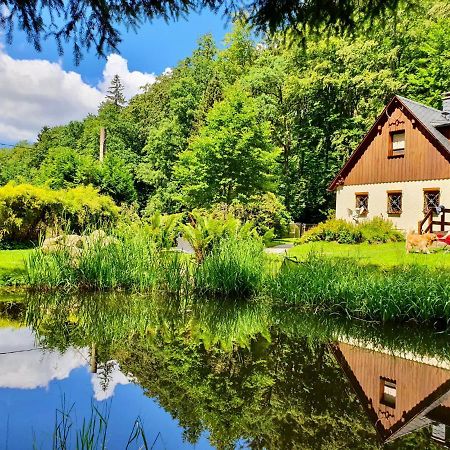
26,229 -> 180,293
25,228 -> 450,324
269,253 -> 450,323
193,237 -> 266,297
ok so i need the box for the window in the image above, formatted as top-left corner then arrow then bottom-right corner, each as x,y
389,131 -> 405,156
380,378 -> 396,408
424,189 -> 440,214
387,191 -> 402,214
355,193 -> 369,214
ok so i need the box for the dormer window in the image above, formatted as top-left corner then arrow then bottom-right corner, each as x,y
389,131 -> 405,157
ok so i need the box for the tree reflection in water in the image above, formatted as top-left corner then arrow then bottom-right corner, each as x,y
19,293 -> 450,449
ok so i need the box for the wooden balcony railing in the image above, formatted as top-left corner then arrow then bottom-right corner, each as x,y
418,208 -> 450,234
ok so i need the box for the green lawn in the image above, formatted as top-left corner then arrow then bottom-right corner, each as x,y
287,241 -> 450,268
0,249 -> 31,284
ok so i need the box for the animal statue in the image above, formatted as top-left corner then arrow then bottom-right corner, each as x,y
347,206 -> 366,223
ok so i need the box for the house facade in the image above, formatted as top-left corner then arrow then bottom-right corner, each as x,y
329,94 -> 450,233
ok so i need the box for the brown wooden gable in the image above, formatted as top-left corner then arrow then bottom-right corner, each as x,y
332,342 -> 450,443
328,96 -> 450,191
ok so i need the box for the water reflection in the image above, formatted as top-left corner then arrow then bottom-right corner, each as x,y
332,339 -> 450,447
0,293 -> 449,448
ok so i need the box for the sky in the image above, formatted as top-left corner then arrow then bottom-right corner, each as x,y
0,9 -> 230,144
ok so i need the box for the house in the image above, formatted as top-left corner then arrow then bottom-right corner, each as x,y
331,339 -> 450,446
329,93 -> 450,233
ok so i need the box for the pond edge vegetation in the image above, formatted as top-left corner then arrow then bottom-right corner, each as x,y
24,215 -> 450,326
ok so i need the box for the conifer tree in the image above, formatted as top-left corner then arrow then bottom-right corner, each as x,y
105,75 -> 126,107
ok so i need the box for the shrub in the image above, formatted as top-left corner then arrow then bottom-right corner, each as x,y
300,219 -> 362,244
194,236 -> 265,298
0,183 -> 119,244
357,217 -> 404,243
299,217 -> 404,244
181,211 -> 260,263
210,193 -> 291,237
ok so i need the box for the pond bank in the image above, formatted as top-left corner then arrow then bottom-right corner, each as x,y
2,241 -> 450,325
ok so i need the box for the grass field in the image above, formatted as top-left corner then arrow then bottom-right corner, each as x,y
0,249 -> 31,285
287,241 -> 450,268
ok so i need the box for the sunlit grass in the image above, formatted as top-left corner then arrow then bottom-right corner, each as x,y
287,241 -> 450,268
269,252 -> 450,323
0,249 -> 30,285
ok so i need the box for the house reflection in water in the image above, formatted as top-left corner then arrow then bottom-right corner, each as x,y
331,340 -> 450,447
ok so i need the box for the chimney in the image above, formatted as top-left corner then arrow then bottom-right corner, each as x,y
442,92 -> 450,114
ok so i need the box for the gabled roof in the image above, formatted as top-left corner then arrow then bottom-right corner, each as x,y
330,342 -> 450,445
328,95 -> 450,191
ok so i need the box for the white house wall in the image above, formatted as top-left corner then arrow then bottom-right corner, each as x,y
335,179 -> 450,232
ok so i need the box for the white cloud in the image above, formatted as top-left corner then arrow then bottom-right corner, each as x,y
98,53 -> 157,100
0,48 -> 158,142
91,360 -> 130,401
0,328 -> 88,389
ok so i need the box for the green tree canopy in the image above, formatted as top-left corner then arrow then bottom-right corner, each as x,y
174,85 -> 279,208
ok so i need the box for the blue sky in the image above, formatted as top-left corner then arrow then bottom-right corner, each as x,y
0,10 -> 230,144
5,10 -> 230,85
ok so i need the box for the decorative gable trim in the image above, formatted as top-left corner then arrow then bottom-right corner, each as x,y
328,96 -> 450,191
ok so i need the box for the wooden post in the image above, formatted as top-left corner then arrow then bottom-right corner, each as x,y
441,210 -> 446,232
99,127 -> 106,162
90,343 -> 97,373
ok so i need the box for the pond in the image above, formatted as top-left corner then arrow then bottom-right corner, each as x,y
0,293 -> 449,449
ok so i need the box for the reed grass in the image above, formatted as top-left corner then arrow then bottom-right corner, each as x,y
27,229 -> 162,292
193,237 -> 266,298
24,226 -> 450,324
40,398 -> 151,450
269,252 -> 450,323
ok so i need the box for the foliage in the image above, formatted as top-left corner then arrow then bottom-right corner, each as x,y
1,0 -> 412,62
100,154 -> 137,204
2,6 -> 450,223
144,211 -> 182,249
174,85 -> 279,208
211,192 -> 291,237
0,183 -> 119,244
300,217 -> 404,244
300,219 -> 363,244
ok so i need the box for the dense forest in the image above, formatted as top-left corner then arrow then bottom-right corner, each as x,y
1,0 -> 449,223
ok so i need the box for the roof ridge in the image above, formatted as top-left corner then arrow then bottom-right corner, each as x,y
396,95 -> 443,114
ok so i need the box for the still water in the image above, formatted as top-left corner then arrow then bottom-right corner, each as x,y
0,294 -> 449,449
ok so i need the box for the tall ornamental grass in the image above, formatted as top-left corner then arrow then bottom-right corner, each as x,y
269,253 -> 450,323
26,229 -> 161,291
194,237 -> 265,298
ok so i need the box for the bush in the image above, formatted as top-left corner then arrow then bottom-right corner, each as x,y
358,217 -> 404,243
300,219 -> 362,244
210,193 -> 291,237
0,183 -> 119,244
299,217 -> 404,244
194,236 -> 265,298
